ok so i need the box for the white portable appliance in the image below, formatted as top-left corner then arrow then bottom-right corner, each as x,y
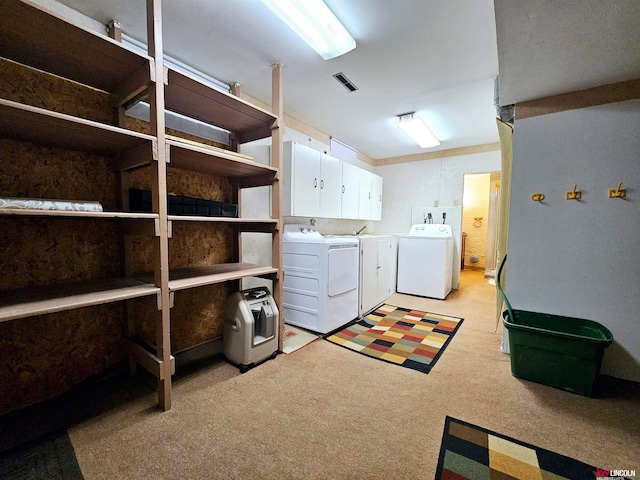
397,224 -> 454,299
282,225 -> 359,334
223,287 -> 279,373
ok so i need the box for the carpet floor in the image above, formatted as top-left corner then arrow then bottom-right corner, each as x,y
1,272 -> 638,479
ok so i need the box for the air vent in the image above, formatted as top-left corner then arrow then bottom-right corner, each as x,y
333,72 -> 358,92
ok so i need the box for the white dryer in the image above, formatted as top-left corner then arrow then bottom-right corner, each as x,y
397,224 -> 454,299
282,225 -> 359,334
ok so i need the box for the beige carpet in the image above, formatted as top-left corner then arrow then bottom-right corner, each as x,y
66,271 -> 639,479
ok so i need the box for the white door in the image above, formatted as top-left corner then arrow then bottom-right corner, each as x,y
358,169 -> 373,220
341,162 -> 360,219
292,143 -> 321,217
327,245 -> 358,296
359,240 -> 378,314
371,173 -> 383,221
377,238 -> 393,299
319,153 -> 343,218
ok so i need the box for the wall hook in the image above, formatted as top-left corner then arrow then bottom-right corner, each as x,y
566,184 -> 582,200
608,182 -> 626,198
531,193 -> 545,202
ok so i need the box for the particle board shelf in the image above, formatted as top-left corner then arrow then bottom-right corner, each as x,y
164,67 -> 278,144
167,263 -> 278,292
166,138 -> 277,185
0,278 -> 160,323
0,0 -> 152,96
168,216 -> 278,232
0,99 -> 155,161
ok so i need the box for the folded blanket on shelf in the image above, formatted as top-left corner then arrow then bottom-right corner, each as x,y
0,197 -> 103,212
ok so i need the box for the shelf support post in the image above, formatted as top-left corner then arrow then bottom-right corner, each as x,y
271,62 -> 284,352
147,0 -> 172,411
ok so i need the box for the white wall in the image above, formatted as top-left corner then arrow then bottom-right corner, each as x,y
375,151 -> 501,235
507,99 -> 640,382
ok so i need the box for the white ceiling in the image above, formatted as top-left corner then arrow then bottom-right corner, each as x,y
51,0 -> 640,161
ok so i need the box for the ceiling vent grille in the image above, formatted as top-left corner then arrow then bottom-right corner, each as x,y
333,72 -> 358,92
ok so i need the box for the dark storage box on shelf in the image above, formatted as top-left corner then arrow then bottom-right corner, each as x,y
129,189 -> 237,218
497,256 -> 613,397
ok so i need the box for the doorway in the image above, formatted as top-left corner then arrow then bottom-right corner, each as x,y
461,172 -> 501,278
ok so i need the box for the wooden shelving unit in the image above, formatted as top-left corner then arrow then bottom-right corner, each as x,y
0,0 -> 283,412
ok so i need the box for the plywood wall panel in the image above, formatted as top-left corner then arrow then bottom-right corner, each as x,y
0,303 -> 124,414
0,59 -> 113,124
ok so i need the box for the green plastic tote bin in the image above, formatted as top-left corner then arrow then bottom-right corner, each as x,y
497,256 -> 613,396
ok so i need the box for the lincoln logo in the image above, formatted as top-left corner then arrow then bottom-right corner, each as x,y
595,468 -> 636,479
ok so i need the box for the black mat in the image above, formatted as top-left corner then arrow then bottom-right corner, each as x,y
0,430 -> 83,480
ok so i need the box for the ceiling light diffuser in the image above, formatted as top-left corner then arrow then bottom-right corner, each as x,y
260,0 -> 356,60
395,113 -> 440,148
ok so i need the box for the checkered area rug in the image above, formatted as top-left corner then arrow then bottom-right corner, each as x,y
325,304 -> 463,373
436,417 -> 611,480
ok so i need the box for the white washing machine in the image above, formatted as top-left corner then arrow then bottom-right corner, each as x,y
397,224 -> 454,299
282,225 -> 359,334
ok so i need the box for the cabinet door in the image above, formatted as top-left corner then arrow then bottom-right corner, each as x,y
359,240 -> 379,315
341,162 -> 360,219
377,239 -> 394,300
371,173 -> 383,221
358,169 -> 373,220
291,143 -> 321,217
319,153 -> 343,218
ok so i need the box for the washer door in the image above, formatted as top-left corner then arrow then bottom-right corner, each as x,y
327,245 -> 358,297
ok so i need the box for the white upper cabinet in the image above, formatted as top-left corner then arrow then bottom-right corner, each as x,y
283,141 -> 341,218
341,161 -> 360,219
358,169 -> 373,220
371,173 -> 383,221
284,141 -> 321,217
284,141 -> 383,220
319,153 -> 343,218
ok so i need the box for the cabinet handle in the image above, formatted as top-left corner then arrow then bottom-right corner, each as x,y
313,178 -> 317,188
342,185 -> 345,193
369,192 -> 371,199
320,179 -> 324,189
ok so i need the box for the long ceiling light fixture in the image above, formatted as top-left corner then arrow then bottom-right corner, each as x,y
395,113 -> 440,148
260,0 -> 356,60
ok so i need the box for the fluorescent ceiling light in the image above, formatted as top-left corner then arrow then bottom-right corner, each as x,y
261,0 -> 355,60
395,113 -> 440,148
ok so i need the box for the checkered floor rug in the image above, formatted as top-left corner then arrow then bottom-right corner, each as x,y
325,304 -> 463,373
436,416 -> 616,480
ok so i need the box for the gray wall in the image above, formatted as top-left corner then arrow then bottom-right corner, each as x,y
507,99 -> 640,381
